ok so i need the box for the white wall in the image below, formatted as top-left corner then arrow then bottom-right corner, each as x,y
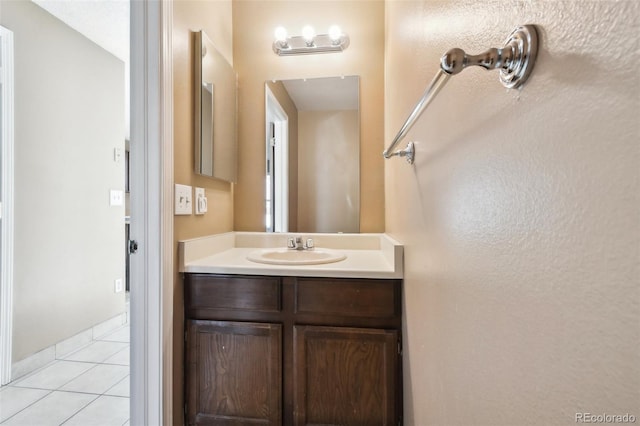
2,1 -> 125,362
385,1 -> 639,424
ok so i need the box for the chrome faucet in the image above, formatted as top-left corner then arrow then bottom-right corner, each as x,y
287,236 -> 314,250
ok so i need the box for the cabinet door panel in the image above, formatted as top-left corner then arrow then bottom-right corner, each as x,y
293,325 -> 398,426
186,320 -> 282,425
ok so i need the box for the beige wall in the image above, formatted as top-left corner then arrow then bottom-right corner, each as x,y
298,110 -> 359,232
233,0 -> 385,232
172,0 -> 234,424
2,1 -> 125,362
385,1 -> 640,424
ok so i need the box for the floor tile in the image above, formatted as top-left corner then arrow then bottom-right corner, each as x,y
0,387 -> 50,422
64,341 -> 128,363
98,326 -> 130,343
55,329 -> 93,359
10,361 -> 96,391
62,395 -> 129,426
104,375 -> 129,397
60,364 -> 129,395
1,391 -> 96,426
102,346 -> 130,366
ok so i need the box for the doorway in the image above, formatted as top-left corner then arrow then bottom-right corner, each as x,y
0,1 -> 132,422
0,1 -> 167,424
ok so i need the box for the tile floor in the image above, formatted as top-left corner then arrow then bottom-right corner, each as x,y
0,322 -> 130,425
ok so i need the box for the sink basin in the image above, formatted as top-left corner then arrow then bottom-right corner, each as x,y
246,248 -> 347,266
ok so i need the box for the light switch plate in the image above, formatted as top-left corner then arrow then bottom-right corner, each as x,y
175,184 -> 192,215
114,278 -> 123,293
110,189 -> 124,206
195,187 -> 207,215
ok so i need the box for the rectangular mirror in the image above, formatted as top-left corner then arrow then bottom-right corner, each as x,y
194,30 -> 237,182
265,76 -> 360,233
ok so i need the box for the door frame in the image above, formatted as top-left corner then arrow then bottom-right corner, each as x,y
0,25 -> 15,387
130,1 -> 173,424
265,86 -> 289,232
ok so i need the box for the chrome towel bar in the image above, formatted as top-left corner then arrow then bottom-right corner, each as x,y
383,25 -> 539,164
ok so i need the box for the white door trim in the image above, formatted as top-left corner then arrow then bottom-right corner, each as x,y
130,1 -> 173,424
265,86 -> 289,232
0,25 -> 15,386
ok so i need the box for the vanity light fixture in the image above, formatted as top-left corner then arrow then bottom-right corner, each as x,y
272,25 -> 350,55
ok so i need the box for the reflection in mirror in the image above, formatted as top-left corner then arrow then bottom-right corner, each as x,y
194,30 -> 237,182
200,82 -> 214,175
265,76 -> 360,233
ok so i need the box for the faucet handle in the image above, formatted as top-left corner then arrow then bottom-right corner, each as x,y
287,238 -> 296,249
305,238 -> 314,250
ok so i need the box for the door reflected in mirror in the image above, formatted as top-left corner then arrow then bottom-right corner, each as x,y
265,76 -> 360,233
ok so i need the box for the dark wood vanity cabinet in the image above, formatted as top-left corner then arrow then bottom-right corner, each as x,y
184,274 -> 402,426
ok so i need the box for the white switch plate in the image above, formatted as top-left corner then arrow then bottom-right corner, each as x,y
114,278 -> 123,293
114,147 -> 122,163
175,184 -> 193,215
195,187 -> 207,215
110,189 -> 124,206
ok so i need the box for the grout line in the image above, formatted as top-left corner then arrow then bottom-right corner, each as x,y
0,389 -> 52,424
57,392 -> 101,426
104,375 -> 130,397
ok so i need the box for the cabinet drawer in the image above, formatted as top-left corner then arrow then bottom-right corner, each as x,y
185,274 -> 281,312
295,277 -> 400,319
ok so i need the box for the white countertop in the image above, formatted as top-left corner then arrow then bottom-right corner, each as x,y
179,232 -> 403,279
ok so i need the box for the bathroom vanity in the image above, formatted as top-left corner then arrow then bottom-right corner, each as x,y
180,233 -> 403,425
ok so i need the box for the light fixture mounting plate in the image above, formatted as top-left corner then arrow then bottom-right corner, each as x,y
273,34 -> 350,56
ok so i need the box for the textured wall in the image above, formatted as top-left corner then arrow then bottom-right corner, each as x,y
233,0 -> 385,232
385,1 -> 639,424
2,1 -> 125,362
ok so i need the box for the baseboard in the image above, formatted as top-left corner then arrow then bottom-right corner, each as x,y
10,311 -> 127,382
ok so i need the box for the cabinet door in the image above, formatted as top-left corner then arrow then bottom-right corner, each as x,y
293,325 -> 399,426
186,320 -> 282,425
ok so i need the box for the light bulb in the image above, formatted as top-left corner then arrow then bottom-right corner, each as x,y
328,25 -> 342,42
274,26 -> 287,43
302,25 -> 315,45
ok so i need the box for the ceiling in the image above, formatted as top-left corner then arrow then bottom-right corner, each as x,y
282,76 -> 359,111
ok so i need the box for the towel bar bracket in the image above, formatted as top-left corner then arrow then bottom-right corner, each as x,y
386,141 -> 415,164
383,24 -> 539,164
440,25 -> 538,89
